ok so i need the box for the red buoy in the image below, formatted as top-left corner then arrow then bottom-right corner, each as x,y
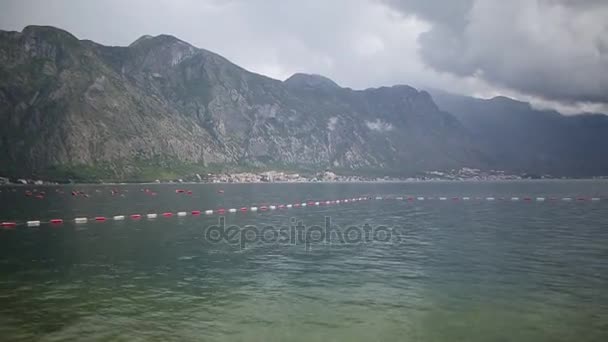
1,222 -> 17,228
260,206 -> 268,211
50,219 -> 63,224
95,217 -> 106,222
131,214 -> 142,219
240,207 -> 248,212
217,208 -> 226,214
162,212 -> 173,217
191,210 -> 201,215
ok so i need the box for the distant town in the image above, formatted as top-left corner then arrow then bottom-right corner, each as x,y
200,168 -> 535,184
2,168 -> 607,185
156,168 -> 604,183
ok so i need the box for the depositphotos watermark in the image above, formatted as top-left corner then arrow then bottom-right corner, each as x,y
204,217 -> 402,248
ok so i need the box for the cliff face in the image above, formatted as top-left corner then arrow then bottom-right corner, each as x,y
430,90 -> 608,177
0,26 -> 483,179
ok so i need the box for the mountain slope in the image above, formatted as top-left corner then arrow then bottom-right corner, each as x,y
429,90 -> 608,177
0,26 -> 483,180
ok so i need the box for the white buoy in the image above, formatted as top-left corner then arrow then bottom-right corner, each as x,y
177,212 -> 187,217
536,197 -> 545,202
75,217 -> 88,223
204,210 -> 213,215
439,197 -> 447,201
229,208 -> 237,213
417,197 -> 425,201
486,197 -> 496,201
462,197 -> 470,200
562,197 -> 572,201
250,207 -> 258,212
147,213 -> 158,219
113,215 -> 126,220
27,220 -> 41,227
591,197 -> 600,201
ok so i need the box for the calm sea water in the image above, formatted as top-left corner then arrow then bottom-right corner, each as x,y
0,180 -> 607,341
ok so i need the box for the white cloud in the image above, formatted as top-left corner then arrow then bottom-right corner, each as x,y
328,117 -> 339,131
365,120 -> 394,132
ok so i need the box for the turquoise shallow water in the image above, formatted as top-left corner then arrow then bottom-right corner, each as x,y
0,180 -> 607,341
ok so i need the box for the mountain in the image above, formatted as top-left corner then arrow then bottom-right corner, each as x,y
429,90 -> 608,177
0,25 -> 484,180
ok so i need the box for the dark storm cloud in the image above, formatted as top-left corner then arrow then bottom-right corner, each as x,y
382,0 -> 608,104
381,0 -> 473,30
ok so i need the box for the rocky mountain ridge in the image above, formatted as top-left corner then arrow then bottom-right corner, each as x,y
1,26 -> 605,181
0,25 -> 483,180
429,90 -> 608,177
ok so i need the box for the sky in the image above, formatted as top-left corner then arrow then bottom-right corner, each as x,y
1,0 -> 607,114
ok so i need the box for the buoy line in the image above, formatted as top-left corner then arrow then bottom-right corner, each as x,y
1,196 -> 371,228
0,195 -> 603,229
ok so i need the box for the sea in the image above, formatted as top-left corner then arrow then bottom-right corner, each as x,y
0,180 -> 607,341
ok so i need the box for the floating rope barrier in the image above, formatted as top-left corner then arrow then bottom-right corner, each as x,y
0,195 -> 604,229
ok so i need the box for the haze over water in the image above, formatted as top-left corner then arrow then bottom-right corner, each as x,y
1,180 -> 607,341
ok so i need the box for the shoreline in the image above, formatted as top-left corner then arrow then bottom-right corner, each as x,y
2,178 -> 607,187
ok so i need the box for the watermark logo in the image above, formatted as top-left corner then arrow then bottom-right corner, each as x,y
205,216 -> 401,248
